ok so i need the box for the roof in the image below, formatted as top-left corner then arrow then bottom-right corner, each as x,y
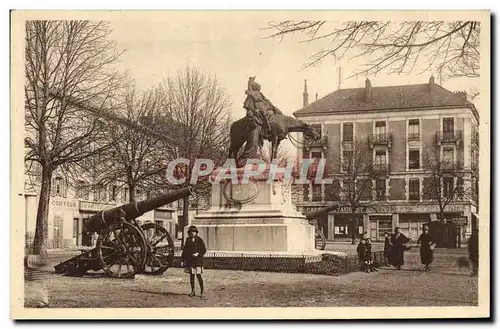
293,81 -> 476,117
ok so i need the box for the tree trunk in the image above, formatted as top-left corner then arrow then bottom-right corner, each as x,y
128,183 -> 135,203
32,166 -> 53,256
181,195 -> 189,248
350,214 -> 357,245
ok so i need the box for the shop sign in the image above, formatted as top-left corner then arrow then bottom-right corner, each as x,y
394,204 -> 465,213
451,216 -> 468,226
154,210 -> 173,220
299,205 -> 368,214
51,199 -> 77,209
79,201 -> 115,212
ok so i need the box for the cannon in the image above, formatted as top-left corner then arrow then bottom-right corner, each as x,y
302,203 -> 339,251
54,186 -> 195,278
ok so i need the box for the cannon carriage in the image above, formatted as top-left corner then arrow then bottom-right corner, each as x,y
55,186 -> 195,278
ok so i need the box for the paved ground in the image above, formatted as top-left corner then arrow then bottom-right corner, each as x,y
25,247 -> 477,308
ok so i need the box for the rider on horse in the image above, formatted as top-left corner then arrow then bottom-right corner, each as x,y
243,77 -> 283,141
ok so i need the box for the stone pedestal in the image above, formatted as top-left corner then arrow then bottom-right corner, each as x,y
192,167 -> 316,254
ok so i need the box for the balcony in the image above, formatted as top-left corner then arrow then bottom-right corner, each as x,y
342,138 -> 354,150
436,130 -> 462,146
305,135 -> 328,151
372,162 -> 391,175
407,133 -> 420,142
368,133 -> 393,149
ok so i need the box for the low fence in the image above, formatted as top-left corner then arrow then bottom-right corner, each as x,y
172,250 -> 384,276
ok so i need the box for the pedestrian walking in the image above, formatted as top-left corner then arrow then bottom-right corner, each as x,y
356,238 -> 369,273
468,228 -> 479,276
417,225 -> 435,271
365,238 -> 378,272
390,227 -> 410,270
383,232 -> 393,267
181,225 -> 207,297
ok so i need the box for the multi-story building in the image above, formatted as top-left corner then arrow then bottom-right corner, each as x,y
293,76 -> 479,243
24,174 -> 178,250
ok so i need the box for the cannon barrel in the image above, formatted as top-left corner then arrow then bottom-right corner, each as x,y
85,186 -> 195,233
305,203 -> 338,220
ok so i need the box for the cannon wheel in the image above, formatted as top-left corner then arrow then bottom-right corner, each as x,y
139,223 -> 175,275
315,228 -> 327,250
96,221 -> 147,278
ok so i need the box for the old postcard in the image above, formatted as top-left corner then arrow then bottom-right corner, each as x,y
10,9 -> 490,320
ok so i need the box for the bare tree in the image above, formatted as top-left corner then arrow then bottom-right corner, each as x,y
263,21 -> 480,80
75,81 -> 174,203
24,20 -> 123,255
422,149 -> 472,223
327,139 -> 383,244
156,66 -> 232,245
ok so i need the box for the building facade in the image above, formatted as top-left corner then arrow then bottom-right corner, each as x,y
24,176 -> 178,250
293,77 -> 479,243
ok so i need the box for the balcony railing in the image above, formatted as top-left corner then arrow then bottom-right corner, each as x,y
436,130 -> 462,146
407,133 -> 420,142
372,162 -> 391,174
305,135 -> 328,150
368,133 -> 393,149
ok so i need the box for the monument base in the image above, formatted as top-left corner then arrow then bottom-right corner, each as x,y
192,167 -> 316,254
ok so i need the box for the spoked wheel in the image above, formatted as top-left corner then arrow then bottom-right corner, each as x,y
315,228 -> 327,251
96,221 -> 147,278
139,223 -> 175,275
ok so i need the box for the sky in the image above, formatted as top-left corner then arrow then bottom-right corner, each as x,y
107,13 -> 481,123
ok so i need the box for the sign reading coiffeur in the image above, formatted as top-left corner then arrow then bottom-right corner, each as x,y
51,199 -> 77,209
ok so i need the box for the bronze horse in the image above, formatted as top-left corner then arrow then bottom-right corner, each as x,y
228,112 -> 321,164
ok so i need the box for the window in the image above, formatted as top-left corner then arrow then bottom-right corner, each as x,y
443,117 -> 454,140
443,117 -> 454,132
376,179 -> 386,200
311,124 -> 322,137
443,177 -> 454,198
375,150 -> 386,165
77,180 -> 86,199
343,122 -> 353,141
442,147 -> 454,167
375,121 -> 386,135
409,179 -> 420,201
342,150 -> 353,171
303,184 -> 310,201
311,151 -> 322,159
124,187 -> 129,202
94,184 -> 106,202
53,177 -> 64,197
312,185 -> 322,201
111,185 -> 117,201
408,119 -> 420,140
409,149 -> 420,169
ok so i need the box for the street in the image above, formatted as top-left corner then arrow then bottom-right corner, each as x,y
25,248 -> 478,308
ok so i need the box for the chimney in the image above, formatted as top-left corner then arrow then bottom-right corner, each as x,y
429,75 -> 435,86
303,79 -> 309,108
316,93 -> 318,101
364,78 -> 372,102
454,90 -> 468,102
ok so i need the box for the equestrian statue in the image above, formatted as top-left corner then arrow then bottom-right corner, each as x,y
229,77 -> 320,165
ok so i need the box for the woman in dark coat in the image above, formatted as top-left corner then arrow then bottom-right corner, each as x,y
417,225 -> 434,271
181,225 -> 207,297
468,228 -> 479,276
383,232 -> 393,267
390,227 -> 410,270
